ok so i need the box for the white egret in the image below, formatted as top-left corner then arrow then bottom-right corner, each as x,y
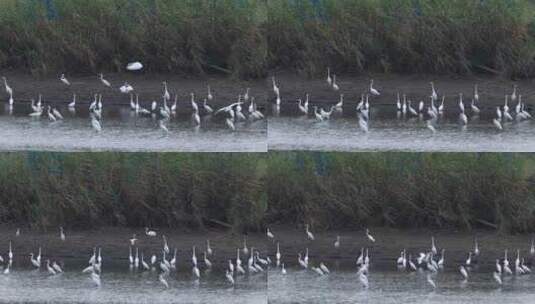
366,228 -> 375,243
141,253 -> 149,270
369,79 -> 380,96
60,74 -> 70,86
459,265 -> 468,280
203,98 -> 213,114
320,262 -> 330,274
326,67 -> 332,86
335,94 -> 344,109
192,246 -> 198,266
60,226 -> 65,241
242,237 -> 249,256
267,228 -> 275,239
430,82 -> 437,101
204,251 -> 212,268
134,248 -> 140,268
119,82 -> 134,94
474,84 -> 479,102
281,263 -> 287,274
272,76 -> 280,96
206,240 -> 213,256
145,227 -> 157,237
305,224 -> 314,241
99,73 -> 111,87
276,242 -> 281,263
474,238 -> 480,256
126,62 -> 143,71
68,93 -> 76,108
334,236 -> 340,249
52,261 -> 63,273
2,76 -> 12,95
129,247 -> 134,265
332,74 -> 339,91
30,253 -> 40,268
162,81 -> 170,101
46,260 -> 57,275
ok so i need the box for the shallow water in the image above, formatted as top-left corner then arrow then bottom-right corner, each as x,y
0,262 -> 266,304
0,104 -> 266,152
268,104 -> 535,152
268,267 -> 535,304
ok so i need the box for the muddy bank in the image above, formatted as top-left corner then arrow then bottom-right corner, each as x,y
268,226 -> 535,271
0,72 -> 267,110
269,73 -> 535,111
2,226 -> 266,267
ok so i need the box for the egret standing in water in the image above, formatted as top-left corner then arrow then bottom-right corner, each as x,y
99,73 -> 111,87
366,229 -> 376,243
369,79 -> 380,96
60,74 -> 70,86
60,226 -> 65,241
145,227 -> 157,237
305,224 -> 315,241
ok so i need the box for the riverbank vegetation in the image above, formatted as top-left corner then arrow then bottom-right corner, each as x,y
0,152 -> 534,234
1,0 -> 535,78
267,152 -> 535,233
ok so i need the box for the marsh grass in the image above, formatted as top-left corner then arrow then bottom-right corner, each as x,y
1,0 -> 535,78
266,152 -> 535,233
0,152 -> 266,232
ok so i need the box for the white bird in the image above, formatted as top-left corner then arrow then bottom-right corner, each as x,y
8,241 -> 13,260
162,235 -> 170,255
126,62 -> 143,71
496,259 -> 502,274
2,76 -> 12,95
334,236 -> 340,249
493,271 -> 502,285
312,266 -> 325,276
151,254 -> 157,266
192,246 -> 198,266
170,249 -> 177,268
203,99 -> 213,114
3,264 -> 9,275
68,93 -> 76,108
204,251 -> 212,268
190,93 -> 199,112
474,84 -> 479,102
134,248 -> 140,268
438,249 -> 445,267
91,272 -> 101,287
129,234 -> 138,246
52,261 -> 63,273
459,265 -> 468,280
458,93 -> 465,112
326,67 -> 332,86
503,95 -> 510,113
99,73 -> 111,87
60,74 -> 70,86
47,106 -> 56,122
474,238 -> 480,256
8,91 -> 13,106
396,93 -> 401,111
37,247 -> 42,264
193,264 -> 200,279
466,252 -> 472,266
207,85 -> 213,101
335,94 -> 344,109
281,263 -> 287,275
470,99 -> 480,114
163,81 -> 170,101
531,238 -> 535,256
159,273 -> 169,288
511,84 -> 518,102
272,76 -> 280,96
369,79 -> 380,96
430,82 -> 438,101
119,82 -> 134,94
30,253 -> 40,268
242,237 -> 249,256
60,226 -> 65,241
319,262 -> 330,274
438,95 -> 445,113
267,228 -> 275,239
226,270 -> 235,284
366,228 -> 375,243
145,227 -> 157,237
46,260 -> 56,275
493,118 -> 502,130
313,106 -> 323,122
305,224 -> 315,241
297,253 -> 308,269
276,242 -> 281,263
331,75 -> 340,92
426,273 -> 436,289
128,247 -> 134,265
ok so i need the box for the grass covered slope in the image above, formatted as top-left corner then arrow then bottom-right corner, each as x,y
1,0 -> 535,78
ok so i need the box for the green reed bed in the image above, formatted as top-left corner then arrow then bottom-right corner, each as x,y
0,0 -> 534,78
266,152 -> 535,233
0,152 -> 267,231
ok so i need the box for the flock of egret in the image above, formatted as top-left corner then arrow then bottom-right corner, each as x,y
3,226 -> 269,289
1,74 -> 264,133
271,70 -> 532,133
265,226 -> 535,290
4,225 -> 535,291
